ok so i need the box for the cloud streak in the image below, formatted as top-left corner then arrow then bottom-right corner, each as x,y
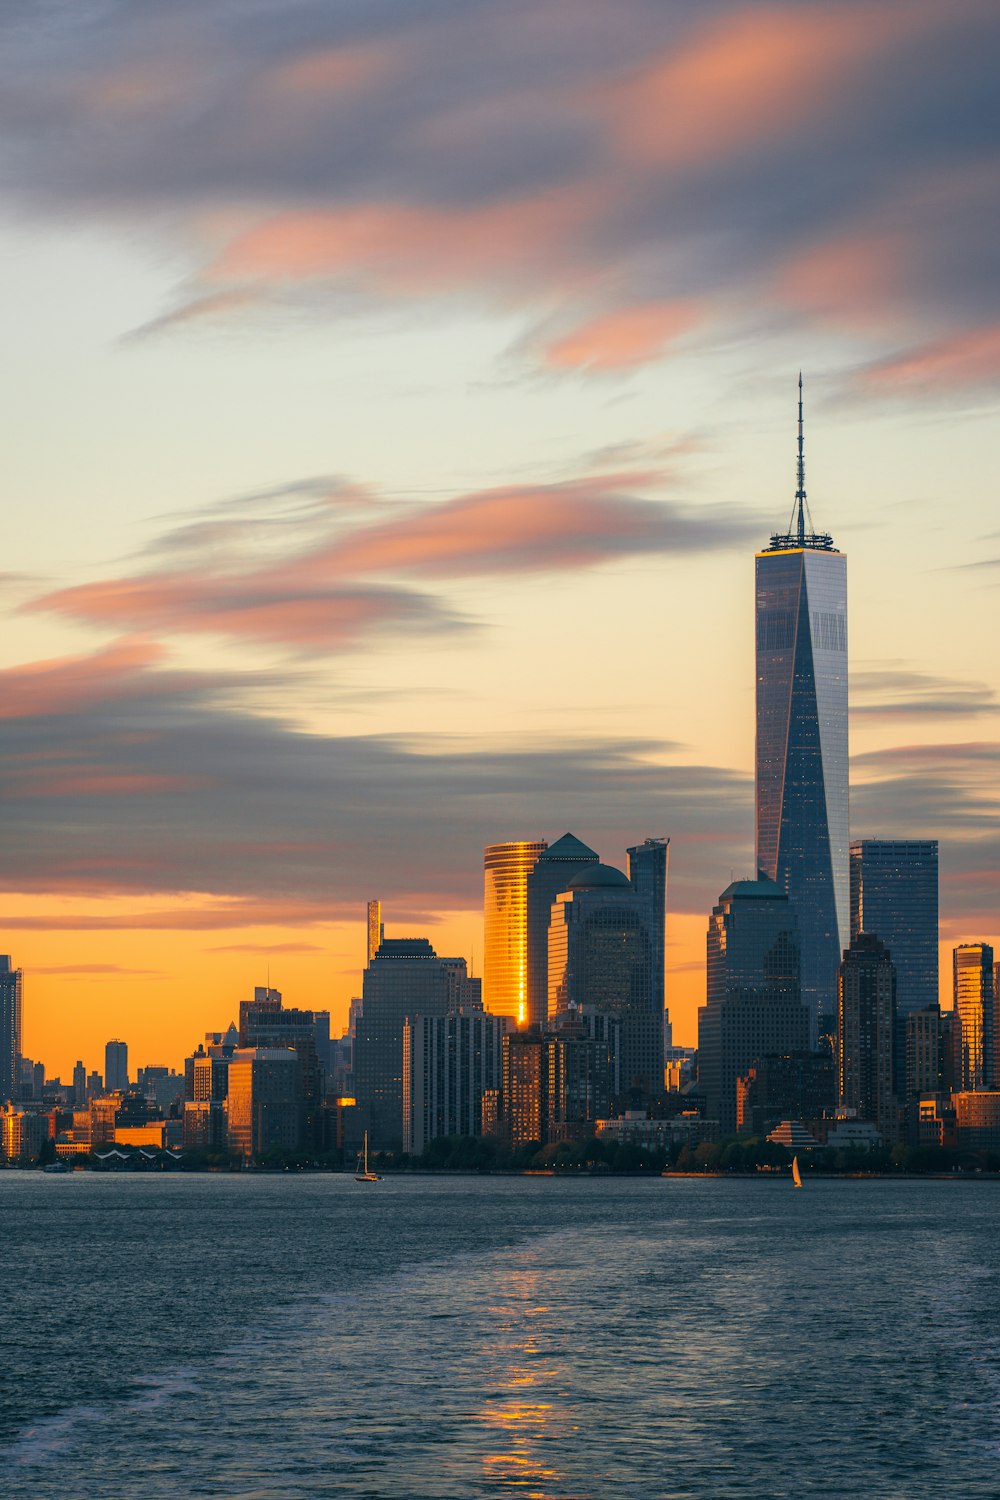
2,2 -> 998,383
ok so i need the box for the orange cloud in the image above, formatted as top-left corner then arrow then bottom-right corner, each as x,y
606,3 -> 931,169
858,326 -> 1000,393
0,639 -> 166,719
542,301 -> 700,372
211,188 -> 596,295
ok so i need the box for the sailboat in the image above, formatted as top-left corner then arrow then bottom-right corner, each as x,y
354,1131 -> 382,1182
791,1154 -> 803,1188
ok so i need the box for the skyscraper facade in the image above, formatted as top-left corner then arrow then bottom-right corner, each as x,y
698,878 -> 809,1136
484,840 -> 548,1024
626,837 -> 670,1019
837,933 -> 897,1139
0,957 -> 23,1103
755,380 -> 848,1029
849,840 -> 938,1013
105,1039 -> 129,1093
952,943 -> 995,1092
525,833 -> 599,1027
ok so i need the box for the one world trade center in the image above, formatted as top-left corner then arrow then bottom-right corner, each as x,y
755,378 -> 848,1031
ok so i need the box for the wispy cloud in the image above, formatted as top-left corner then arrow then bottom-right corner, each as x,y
1,2 -> 997,384
24,470 -> 763,651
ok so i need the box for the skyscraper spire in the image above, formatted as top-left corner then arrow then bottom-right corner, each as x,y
765,372 -> 834,553
796,371 -> 806,546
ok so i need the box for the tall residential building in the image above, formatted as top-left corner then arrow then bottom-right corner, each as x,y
525,834 -> 599,1027
548,862 -> 661,1094
698,879 -> 809,1136
626,837 -> 670,1022
367,900 -> 384,964
952,943 -> 995,1092
0,957 -> 23,1103
104,1039 -> 129,1093
755,379 -> 848,1029
905,1007 -> 943,1100
838,933 -> 897,1139
355,939 -> 466,1149
484,840 -> 548,1024
403,1006 -> 514,1154
498,1010 -> 619,1149
849,840 -> 938,1013
72,1060 -> 87,1109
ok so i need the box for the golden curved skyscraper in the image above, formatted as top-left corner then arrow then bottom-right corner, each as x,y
483,841 -> 547,1025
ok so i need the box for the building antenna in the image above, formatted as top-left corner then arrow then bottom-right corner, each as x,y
796,371 -> 807,545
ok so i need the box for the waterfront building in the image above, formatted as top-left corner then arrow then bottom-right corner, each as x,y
0,957 -> 23,1104
355,939 -> 466,1149
848,840 -> 938,1012
525,834 -> 599,1028
501,1027 -> 545,1148
484,840 -> 548,1024
225,1048 -> 302,1158
698,879 -> 808,1136
548,862 -> 661,1093
736,1051 -> 835,1137
89,1094 -> 122,1147
905,1007 -> 942,1100
952,944 -> 995,1092
402,1006 -> 514,1155
367,900 -> 383,964
0,1103 -> 48,1162
545,1007 -> 619,1138
755,379 -> 848,1028
182,1098 -> 227,1151
837,933 -> 896,1139
104,1039 -> 128,1093
953,1091 -> 1000,1153
240,999 -> 322,1110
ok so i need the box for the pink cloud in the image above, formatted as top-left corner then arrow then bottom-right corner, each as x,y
542,301 -> 700,372
857,326 -> 1000,393
212,188 -> 597,297
0,639 -> 167,719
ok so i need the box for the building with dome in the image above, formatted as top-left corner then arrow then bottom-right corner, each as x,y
547,861 -> 662,1094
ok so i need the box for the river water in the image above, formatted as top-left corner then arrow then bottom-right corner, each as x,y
1,1172 -> 998,1498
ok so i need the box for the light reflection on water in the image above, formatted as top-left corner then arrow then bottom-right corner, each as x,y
2,1175 -> 1000,1498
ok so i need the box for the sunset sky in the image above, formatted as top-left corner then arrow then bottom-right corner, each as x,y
3,0 -> 999,1077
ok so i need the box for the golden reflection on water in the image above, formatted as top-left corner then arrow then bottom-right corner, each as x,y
479,1271 -> 577,1498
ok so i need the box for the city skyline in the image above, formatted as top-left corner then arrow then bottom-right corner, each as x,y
2,2 -> 999,1074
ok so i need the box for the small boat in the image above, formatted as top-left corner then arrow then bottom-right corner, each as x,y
791,1154 -> 803,1188
354,1131 -> 382,1182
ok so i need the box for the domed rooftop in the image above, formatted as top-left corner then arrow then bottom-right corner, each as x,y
567,862 -> 630,890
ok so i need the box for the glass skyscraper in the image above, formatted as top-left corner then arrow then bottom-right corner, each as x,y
484,840 -> 548,1024
849,840 -> 938,1014
755,379 -> 848,1028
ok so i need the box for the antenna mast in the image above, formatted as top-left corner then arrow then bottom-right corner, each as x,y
796,371 -> 806,545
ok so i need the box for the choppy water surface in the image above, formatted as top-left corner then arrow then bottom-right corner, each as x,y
2,1173 -> 999,1498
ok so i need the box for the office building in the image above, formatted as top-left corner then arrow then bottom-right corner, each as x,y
953,1091 -> 1000,1152
72,1060 -> 87,1109
952,943 -> 995,1092
838,933 -> 896,1139
626,837 -> 670,1020
403,1006 -> 514,1155
501,1028 -> 545,1148
226,1048 -> 302,1159
0,957 -> 23,1103
367,900 -> 383,964
104,1039 -> 128,1093
698,879 -> 809,1136
484,840 -> 548,1024
0,1103 -> 48,1162
755,379 -> 848,1028
355,939 -> 467,1149
548,862 -> 661,1093
848,840 -> 938,1013
525,834 -> 599,1028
